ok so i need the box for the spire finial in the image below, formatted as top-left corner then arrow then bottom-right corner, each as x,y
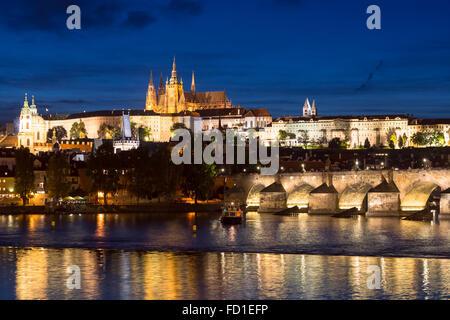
150,70 -> 153,84
191,71 -> 196,93
170,56 -> 178,84
32,95 -> 35,105
23,93 -> 29,107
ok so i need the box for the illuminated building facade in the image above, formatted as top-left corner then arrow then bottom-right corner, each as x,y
264,100 -> 450,148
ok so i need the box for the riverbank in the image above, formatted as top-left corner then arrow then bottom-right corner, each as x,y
0,202 -> 222,215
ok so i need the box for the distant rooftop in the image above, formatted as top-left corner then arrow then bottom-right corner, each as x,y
274,114 -> 410,122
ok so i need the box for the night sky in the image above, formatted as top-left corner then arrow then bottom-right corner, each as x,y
1,0 -> 449,123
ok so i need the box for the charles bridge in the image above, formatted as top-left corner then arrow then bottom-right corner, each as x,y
225,168 -> 450,217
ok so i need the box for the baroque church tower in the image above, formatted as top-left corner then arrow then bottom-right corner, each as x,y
18,93 -> 46,151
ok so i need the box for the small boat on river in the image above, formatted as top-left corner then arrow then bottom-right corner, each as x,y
220,202 -> 245,225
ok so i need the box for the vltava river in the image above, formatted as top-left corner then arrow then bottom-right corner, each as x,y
0,212 -> 449,299
0,247 -> 449,299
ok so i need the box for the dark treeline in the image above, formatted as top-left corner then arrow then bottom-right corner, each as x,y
87,142 -> 217,205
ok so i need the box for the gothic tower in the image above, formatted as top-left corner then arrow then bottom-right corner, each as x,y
165,57 -> 184,113
303,97 -> 311,117
145,71 -> 157,111
158,72 -> 165,96
311,99 -> 317,116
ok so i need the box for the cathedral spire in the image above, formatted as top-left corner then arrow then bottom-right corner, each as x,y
145,70 -> 157,110
303,97 -> 311,117
191,71 -> 196,93
311,99 -> 317,116
158,72 -> 165,95
23,93 -> 29,108
170,56 -> 178,84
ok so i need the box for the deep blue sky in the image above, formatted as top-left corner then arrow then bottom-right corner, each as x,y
1,0 -> 450,122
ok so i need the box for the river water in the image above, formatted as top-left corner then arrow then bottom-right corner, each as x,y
0,212 -> 449,299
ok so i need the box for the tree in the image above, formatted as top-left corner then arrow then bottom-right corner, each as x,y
328,137 -> 342,149
297,130 -> 309,148
46,152 -> 71,200
14,147 -> 35,205
386,128 -> 398,149
128,145 -> 183,203
278,130 -> 288,140
317,136 -> 328,148
171,122 -> 187,134
411,129 -> 444,147
138,126 -> 152,141
181,164 -> 217,204
430,130 -> 445,147
70,120 -> 87,139
151,146 -> 182,201
411,131 -> 427,146
364,138 -> 371,149
98,123 -> 120,139
398,135 -> 405,149
128,148 -> 155,201
87,143 -> 121,205
130,122 -> 138,139
46,126 -> 67,142
402,133 -> 408,148
388,138 -> 395,149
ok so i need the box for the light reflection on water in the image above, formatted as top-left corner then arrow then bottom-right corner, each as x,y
1,212 -> 450,299
1,212 -> 450,257
0,247 -> 449,300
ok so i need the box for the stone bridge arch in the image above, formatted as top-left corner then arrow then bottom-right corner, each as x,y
287,184 -> 314,208
400,182 -> 441,212
339,182 -> 373,211
246,183 -> 265,206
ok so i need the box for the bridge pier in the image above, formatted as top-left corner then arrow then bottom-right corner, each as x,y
440,188 -> 450,220
258,182 -> 287,213
366,178 -> 401,217
308,183 -> 339,215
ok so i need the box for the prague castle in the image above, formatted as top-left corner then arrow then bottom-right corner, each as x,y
7,57 -> 450,154
145,58 -> 231,113
11,58 -> 271,153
